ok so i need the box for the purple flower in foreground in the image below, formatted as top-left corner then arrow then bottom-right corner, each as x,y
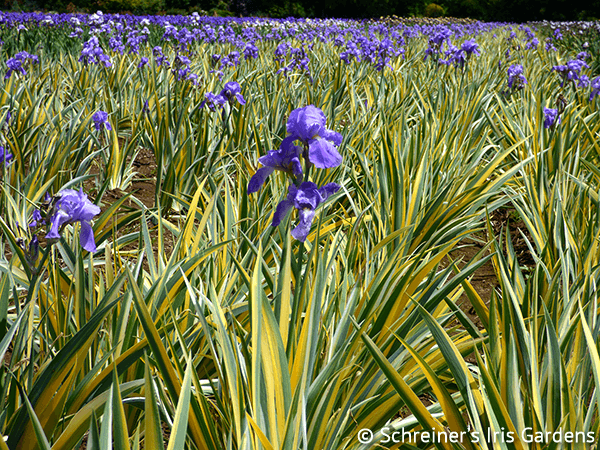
283,105 -> 342,169
247,139 -> 303,194
0,146 -> 13,167
272,182 -> 340,242
92,110 -> 111,131
543,107 -> 560,129
219,81 -> 246,106
46,188 -> 101,252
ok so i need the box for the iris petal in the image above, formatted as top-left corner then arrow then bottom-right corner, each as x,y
79,221 -> 97,252
248,167 -> 275,194
272,199 -> 294,227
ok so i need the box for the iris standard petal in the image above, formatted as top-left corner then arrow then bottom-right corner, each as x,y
307,137 -> 343,169
75,192 -> 101,221
319,182 -> 341,200
321,129 -> 343,146
287,105 -> 326,142
247,167 -> 275,194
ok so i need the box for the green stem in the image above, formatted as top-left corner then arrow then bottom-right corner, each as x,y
24,242 -> 52,306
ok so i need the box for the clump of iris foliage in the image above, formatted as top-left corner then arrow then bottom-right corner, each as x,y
1,10 -> 600,450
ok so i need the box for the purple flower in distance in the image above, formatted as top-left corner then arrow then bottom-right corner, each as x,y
543,107 -> 560,129
272,182 -> 340,242
284,105 -> 342,169
46,188 -> 101,252
219,82 -> 246,106
247,139 -> 303,194
92,110 -> 111,131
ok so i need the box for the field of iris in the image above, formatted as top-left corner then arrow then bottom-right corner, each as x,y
1,11 -> 600,449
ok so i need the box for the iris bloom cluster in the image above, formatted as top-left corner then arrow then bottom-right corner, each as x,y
79,36 -> 112,67
45,189 -> 101,251
552,59 -> 590,87
248,105 -> 341,242
92,110 -> 112,131
5,51 -> 38,79
439,39 -> 479,68
507,64 -> 527,90
27,188 -> 101,253
543,107 -> 560,129
200,81 -> 246,111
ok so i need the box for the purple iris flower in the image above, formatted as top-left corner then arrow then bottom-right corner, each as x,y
0,146 -> 13,167
200,92 -> 226,111
577,51 -> 589,60
461,39 -> 479,57
6,58 -> 24,78
553,59 -> 589,86
525,38 -> 539,49
271,182 -> 340,242
247,139 -> 303,194
244,43 -> 259,60
567,59 -> 589,76
92,110 -> 112,131
5,51 -> 38,79
46,188 -> 101,252
543,107 -> 560,129
507,64 -> 527,90
283,105 -> 342,169
219,82 -> 246,106
79,36 -> 112,67
578,75 -> 590,89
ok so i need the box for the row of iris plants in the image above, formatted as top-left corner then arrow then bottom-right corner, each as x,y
1,10 -> 600,450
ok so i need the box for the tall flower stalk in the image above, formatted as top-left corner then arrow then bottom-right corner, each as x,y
248,105 -> 342,242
